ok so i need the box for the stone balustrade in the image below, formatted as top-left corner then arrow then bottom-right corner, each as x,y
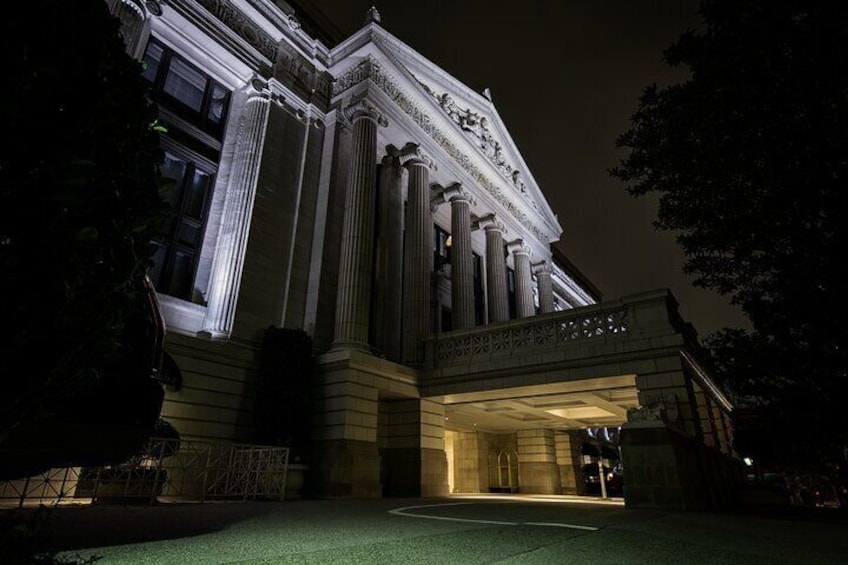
424,290 -> 688,369
427,305 -> 629,366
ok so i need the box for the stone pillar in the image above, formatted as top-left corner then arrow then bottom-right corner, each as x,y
382,399 -> 449,497
332,99 -> 387,350
452,431 -> 490,493
517,429 -> 561,494
201,80 -> 271,339
312,350 -> 381,497
509,240 -> 535,318
480,215 -> 509,323
400,143 -> 436,364
533,261 -> 555,314
374,152 -> 404,361
554,431 -> 585,495
445,185 -> 475,330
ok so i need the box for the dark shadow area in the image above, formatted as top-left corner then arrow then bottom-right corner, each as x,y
24,501 -> 282,553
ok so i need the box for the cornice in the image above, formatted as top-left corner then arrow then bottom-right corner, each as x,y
241,0 -> 332,65
551,262 -> 595,306
266,77 -> 327,122
179,0 -> 277,62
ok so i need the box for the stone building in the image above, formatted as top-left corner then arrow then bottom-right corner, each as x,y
108,0 -> 738,508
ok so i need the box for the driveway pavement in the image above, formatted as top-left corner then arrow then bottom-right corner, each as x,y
27,494 -> 848,564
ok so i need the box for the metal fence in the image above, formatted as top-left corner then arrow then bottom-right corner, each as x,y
0,438 -> 290,508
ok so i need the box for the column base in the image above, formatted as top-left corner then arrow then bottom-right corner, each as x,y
196,329 -> 229,340
328,340 -> 373,354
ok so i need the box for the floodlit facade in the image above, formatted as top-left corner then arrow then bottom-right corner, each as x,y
108,0 -> 738,508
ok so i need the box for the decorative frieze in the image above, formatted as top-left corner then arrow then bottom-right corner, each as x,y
332,56 -> 550,244
192,0 -> 278,61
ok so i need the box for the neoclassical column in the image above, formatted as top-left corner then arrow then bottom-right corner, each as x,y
508,239 -> 535,318
533,261 -> 555,314
480,214 -> 509,323
332,99 -> 388,350
201,79 -> 272,339
375,150 -> 404,361
401,143 -> 436,363
443,184 -> 475,330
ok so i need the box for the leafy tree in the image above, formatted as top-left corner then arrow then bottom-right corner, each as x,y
0,0 -> 168,477
611,1 -> 848,464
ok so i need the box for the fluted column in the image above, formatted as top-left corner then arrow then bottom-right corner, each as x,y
533,261 -> 555,314
445,185 -> 475,329
509,240 -> 535,318
375,151 -> 404,361
480,214 -> 509,323
401,143 -> 436,363
201,79 -> 271,339
332,99 -> 388,350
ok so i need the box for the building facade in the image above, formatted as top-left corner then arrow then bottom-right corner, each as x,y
108,0 -> 738,508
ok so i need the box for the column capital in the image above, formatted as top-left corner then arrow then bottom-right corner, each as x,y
507,239 -> 531,256
532,260 -> 552,275
443,182 -> 474,205
399,142 -> 436,170
343,98 -> 389,127
246,77 -> 272,101
432,182 -> 474,208
478,213 -> 506,234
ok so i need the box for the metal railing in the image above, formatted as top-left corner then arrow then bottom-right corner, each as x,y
0,438 -> 290,508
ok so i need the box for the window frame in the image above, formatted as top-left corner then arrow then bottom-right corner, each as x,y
150,139 -> 217,301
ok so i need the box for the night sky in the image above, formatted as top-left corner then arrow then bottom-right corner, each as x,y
313,0 -> 749,337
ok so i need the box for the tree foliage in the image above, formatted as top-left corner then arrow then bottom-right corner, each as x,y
0,0 -> 168,475
611,1 -> 848,462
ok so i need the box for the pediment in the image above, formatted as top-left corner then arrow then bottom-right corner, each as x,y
399,63 -> 559,234
329,25 -> 562,244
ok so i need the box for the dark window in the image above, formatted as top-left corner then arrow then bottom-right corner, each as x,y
507,267 -> 516,320
143,38 -> 230,139
142,38 -> 230,301
434,224 -> 451,271
473,252 -> 485,325
148,149 -> 215,300
440,306 -> 452,333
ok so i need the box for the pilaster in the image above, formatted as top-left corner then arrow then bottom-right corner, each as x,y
201,79 -> 272,339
